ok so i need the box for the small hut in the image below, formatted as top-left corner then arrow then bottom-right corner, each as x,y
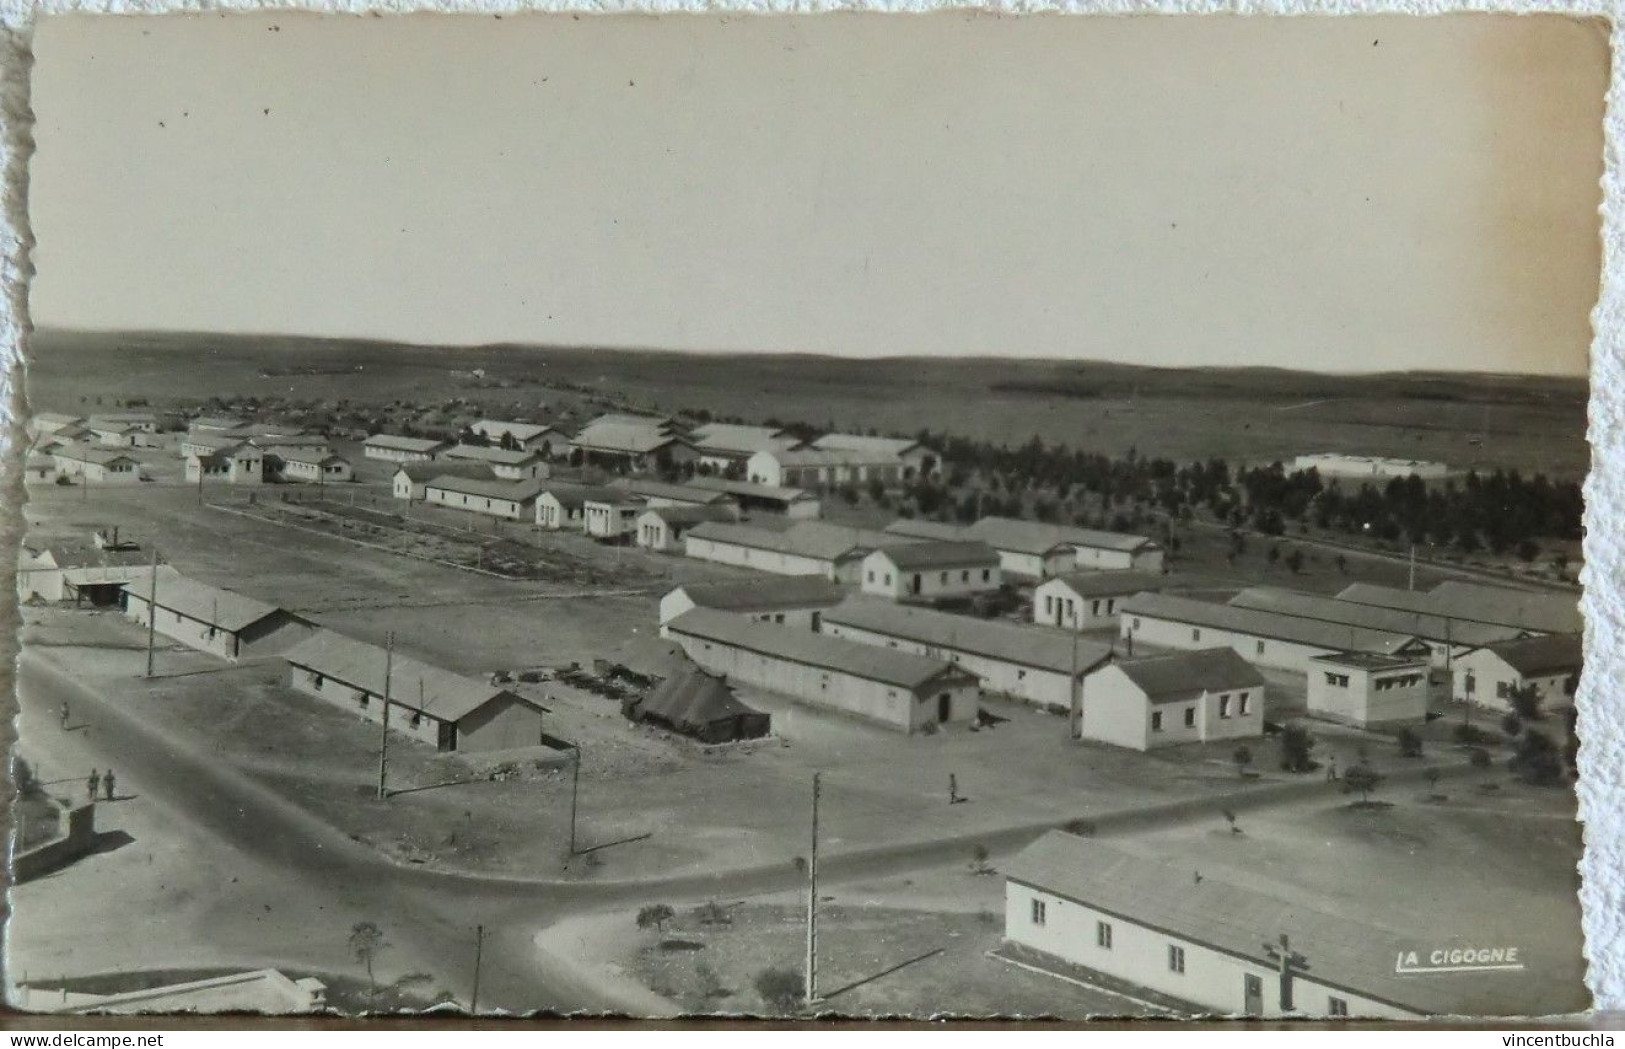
622,665 -> 771,744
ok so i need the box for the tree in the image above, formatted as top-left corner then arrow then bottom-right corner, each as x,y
1468,746 -> 1494,785
1342,763 -> 1384,805
754,967 -> 804,1014
866,477 -> 886,504
1396,727 -> 1423,759
348,921 -> 390,995
1510,730 -> 1565,787
1501,712 -> 1523,738
969,843 -> 992,875
1506,682 -> 1544,721
1284,549 -> 1305,575
636,903 -> 676,936
1280,723 -> 1316,773
1232,744 -> 1253,779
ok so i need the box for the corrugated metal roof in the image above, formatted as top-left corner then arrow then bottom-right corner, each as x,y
1121,592 -> 1421,654
1003,833 -> 1544,1017
687,520 -> 900,562
1427,581 -> 1583,635
52,443 -> 138,466
824,598 -> 1115,675
539,484 -> 626,509
971,516 -> 1156,556
1472,634 -> 1583,677
884,519 -> 971,541
687,476 -> 814,502
395,462 -> 496,483
870,540 -> 1000,572
669,577 -> 848,614
423,475 -> 547,502
690,423 -> 800,455
813,433 -> 922,456
638,505 -> 738,527
762,446 -> 902,468
365,434 -> 447,453
125,566 -> 298,634
472,419 -> 560,442
571,420 -> 694,455
284,629 -> 543,722
610,478 -> 737,504
667,607 -> 971,690
1110,647 -> 1265,703
1044,571 -> 1165,598
1228,587 -> 1522,648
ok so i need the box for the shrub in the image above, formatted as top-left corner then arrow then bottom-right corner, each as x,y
753,967 -> 804,1015
1501,713 -> 1523,738
1280,724 -> 1316,773
1396,728 -> 1423,759
1510,730 -> 1565,787
1453,723 -> 1497,747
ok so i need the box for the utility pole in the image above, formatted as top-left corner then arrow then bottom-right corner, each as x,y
1068,629 -> 1083,741
377,631 -> 394,800
805,771 -> 821,1006
470,924 -> 485,1014
568,745 -> 582,855
196,460 -> 205,507
1408,545 -> 1416,592
143,546 -> 159,678
1263,933 -> 1309,1013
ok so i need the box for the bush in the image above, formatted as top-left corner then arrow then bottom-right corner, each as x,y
753,967 -> 804,1015
1280,724 -> 1316,773
1453,723 -> 1497,747
1395,728 -> 1423,759
1501,713 -> 1523,738
1510,730 -> 1565,787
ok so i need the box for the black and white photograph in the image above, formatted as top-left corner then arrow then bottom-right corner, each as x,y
4,11 -> 1604,1021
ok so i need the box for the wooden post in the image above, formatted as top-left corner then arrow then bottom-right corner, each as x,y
144,547 -> 159,678
377,631 -> 394,799
1068,629 -> 1082,741
470,924 -> 485,1014
568,746 -> 581,855
805,771 -> 821,1005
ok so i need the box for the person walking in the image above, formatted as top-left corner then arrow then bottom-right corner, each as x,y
59,701 -> 70,730
87,769 -> 101,802
1325,756 -> 1339,783
103,769 -> 116,801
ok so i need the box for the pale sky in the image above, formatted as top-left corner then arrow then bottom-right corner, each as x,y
27,12 -> 1607,375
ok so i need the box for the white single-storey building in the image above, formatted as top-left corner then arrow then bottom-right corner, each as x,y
666,607 -> 980,733
364,434 -> 450,463
180,433 -> 249,460
569,417 -> 699,472
635,505 -> 740,552
683,520 -> 898,582
658,577 -> 848,634
269,450 -> 353,484
812,433 -> 939,481
1450,634 -> 1582,714
1035,572 -> 1164,631
440,443 -> 548,480
687,476 -> 822,519
284,630 -> 550,753
52,445 -> 143,484
1003,833 -> 1498,1019
859,541 -> 1002,602
23,454 -> 58,484
185,445 -> 264,485
18,542 -> 156,604
610,477 -> 741,511
1293,453 -> 1449,480
1078,647 -> 1265,751
469,419 -> 567,457
1336,581 -> 1583,637
1306,652 -> 1431,726
689,422 -> 804,473
820,598 -> 1114,713
122,567 -> 316,661
1119,592 -> 1431,675
391,462 -> 496,501
423,475 -> 546,521
746,447 -> 906,490
536,484 -> 622,531
28,411 -> 84,437
584,492 -> 649,541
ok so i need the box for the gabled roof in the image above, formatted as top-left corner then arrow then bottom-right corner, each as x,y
1470,634 -> 1583,678
1428,581 -> 1583,636
1003,833 -> 1543,1018
365,434 -> 448,453
884,519 -> 971,542
1228,586 -> 1523,648
124,566 -> 299,634
824,598 -> 1115,676
23,541 -> 151,572
270,449 -> 348,467
638,504 -> 738,527
538,483 -> 626,509
610,478 -> 738,505
1043,571 -> 1165,598
970,516 -> 1156,556
471,419 -> 560,442
1109,647 -> 1265,704
667,608 -> 971,691
630,665 -> 768,732
1122,592 -> 1424,655
571,420 -> 695,456
687,520 -> 899,563
667,576 -> 848,614
686,476 -> 815,503
812,433 -> 923,457
423,475 -> 547,503
182,434 -> 249,453
31,411 -> 84,430
52,444 -> 138,466
441,444 -> 542,467
869,540 -> 1000,572
690,423 -> 801,456
394,462 -> 496,483
284,629 -> 545,723
756,446 -> 901,469
189,415 -> 247,431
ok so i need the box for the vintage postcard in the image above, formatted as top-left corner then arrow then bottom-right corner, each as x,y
5,11 -> 1602,1020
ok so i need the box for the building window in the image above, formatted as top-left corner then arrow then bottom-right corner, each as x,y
1044,595 -> 1054,614
774,614 -> 785,624
867,571 -> 875,583
1106,599 -> 1116,614
982,569 -> 991,582
1017,670 -> 1027,680
1184,706 -> 1196,728
1096,921 -> 1113,949
1091,600 -> 1102,616
1496,681 -> 1512,699
411,712 -> 422,728
1256,640 -> 1265,655
940,572 -> 949,584
1328,997 -> 1348,1017
1238,692 -> 1251,715
1191,629 -> 1201,642
1031,899 -> 1047,926
1324,672 -> 1350,688
1169,945 -> 1186,974
1152,711 -> 1164,732
313,674 -> 324,690
1219,694 -> 1231,718
961,570 -> 970,583
1464,672 -> 1476,695
1133,618 -> 1142,630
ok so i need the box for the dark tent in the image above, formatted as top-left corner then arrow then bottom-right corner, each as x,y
623,665 -> 771,744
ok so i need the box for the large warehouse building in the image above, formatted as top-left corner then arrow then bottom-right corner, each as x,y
658,577 -> 848,633
665,607 -> 980,733
122,567 -> 316,662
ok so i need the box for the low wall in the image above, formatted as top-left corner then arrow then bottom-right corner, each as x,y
15,803 -> 98,884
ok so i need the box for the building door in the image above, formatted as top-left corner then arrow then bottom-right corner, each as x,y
911,574 -> 922,596
437,721 -> 458,752
937,693 -> 952,722
1243,974 -> 1263,1016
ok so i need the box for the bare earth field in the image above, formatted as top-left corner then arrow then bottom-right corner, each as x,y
26,330 -> 1589,479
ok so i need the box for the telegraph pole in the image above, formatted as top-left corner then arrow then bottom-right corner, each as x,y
568,745 -> 582,855
1407,545 -> 1416,592
377,631 -> 394,800
1068,629 -> 1083,741
470,924 -> 486,1014
143,546 -> 159,678
805,771 -> 821,1006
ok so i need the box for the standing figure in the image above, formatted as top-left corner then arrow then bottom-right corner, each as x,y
59,701 -> 70,730
103,769 -> 116,801
1325,756 -> 1339,783
87,769 -> 101,802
